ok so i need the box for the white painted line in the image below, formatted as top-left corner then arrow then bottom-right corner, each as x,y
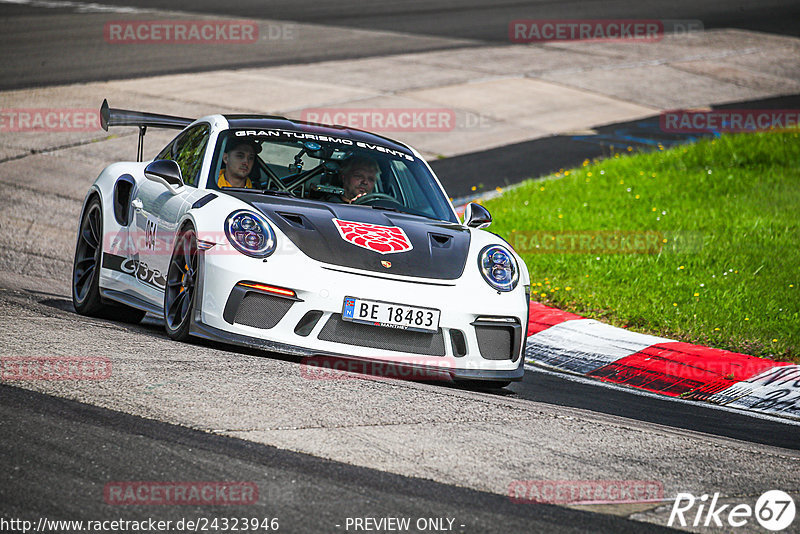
0,0 -> 146,13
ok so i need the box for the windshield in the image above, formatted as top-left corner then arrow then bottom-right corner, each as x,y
207,129 -> 457,222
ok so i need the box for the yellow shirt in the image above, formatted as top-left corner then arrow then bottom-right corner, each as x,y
217,169 -> 252,188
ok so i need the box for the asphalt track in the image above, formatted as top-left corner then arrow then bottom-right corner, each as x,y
1,383 -> 678,534
2,1 -> 800,532
1,0 -> 800,89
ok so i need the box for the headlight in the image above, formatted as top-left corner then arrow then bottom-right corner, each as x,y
478,245 -> 519,292
224,210 -> 276,257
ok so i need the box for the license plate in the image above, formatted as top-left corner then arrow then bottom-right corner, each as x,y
342,297 -> 440,333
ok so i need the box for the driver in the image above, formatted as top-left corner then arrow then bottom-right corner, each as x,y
218,139 -> 258,188
336,155 -> 378,203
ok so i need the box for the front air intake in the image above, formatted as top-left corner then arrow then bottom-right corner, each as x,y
233,292 -> 294,329
318,316 -> 446,356
472,317 -> 522,361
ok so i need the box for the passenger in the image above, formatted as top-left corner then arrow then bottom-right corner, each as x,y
218,139 -> 258,188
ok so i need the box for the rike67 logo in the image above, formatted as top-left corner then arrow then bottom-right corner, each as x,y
333,219 -> 413,254
669,490 -> 795,531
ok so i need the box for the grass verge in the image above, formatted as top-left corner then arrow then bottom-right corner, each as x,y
484,131 -> 799,363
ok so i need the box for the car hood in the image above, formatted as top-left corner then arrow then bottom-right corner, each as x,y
228,193 -> 470,280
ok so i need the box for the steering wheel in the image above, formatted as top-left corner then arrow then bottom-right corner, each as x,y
352,192 -> 398,205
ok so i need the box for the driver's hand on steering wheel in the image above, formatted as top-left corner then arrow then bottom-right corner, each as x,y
347,192 -> 368,204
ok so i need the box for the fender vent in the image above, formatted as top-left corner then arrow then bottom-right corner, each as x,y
113,175 -> 135,226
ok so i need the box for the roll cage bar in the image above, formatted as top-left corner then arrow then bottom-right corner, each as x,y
100,99 -> 194,162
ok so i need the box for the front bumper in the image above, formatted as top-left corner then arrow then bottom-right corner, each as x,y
194,246 -> 528,382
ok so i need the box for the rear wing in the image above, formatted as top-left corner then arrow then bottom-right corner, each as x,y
100,99 -> 194,162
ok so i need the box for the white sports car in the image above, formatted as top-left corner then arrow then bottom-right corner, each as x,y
72,100 -> 530,387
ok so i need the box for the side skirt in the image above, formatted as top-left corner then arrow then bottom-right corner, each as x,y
99,287 -> 163,317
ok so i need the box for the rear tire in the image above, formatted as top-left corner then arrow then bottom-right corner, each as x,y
164,227 -> 198,342
72,197 -> 145,323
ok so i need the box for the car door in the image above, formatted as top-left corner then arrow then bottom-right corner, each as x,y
131,123 -> 211,307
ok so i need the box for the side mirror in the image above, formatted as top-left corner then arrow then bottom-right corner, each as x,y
144,160 -> 184,194
464,202 -> 492,229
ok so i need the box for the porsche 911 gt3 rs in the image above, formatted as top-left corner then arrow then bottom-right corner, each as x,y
72,100 -> 530,386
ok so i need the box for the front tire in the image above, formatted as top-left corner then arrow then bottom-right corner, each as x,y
72,197 -> 145,323
164,227 -> 198,341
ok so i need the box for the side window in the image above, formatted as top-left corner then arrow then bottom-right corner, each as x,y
173,125 -> 210,187
154,125 -> 210,187
155,138 -> 175,161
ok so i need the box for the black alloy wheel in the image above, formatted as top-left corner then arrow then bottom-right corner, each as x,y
72,197 -> 145,323
164,227 -> 198,341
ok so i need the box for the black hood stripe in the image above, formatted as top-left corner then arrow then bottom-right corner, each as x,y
225,192 -> 470,280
